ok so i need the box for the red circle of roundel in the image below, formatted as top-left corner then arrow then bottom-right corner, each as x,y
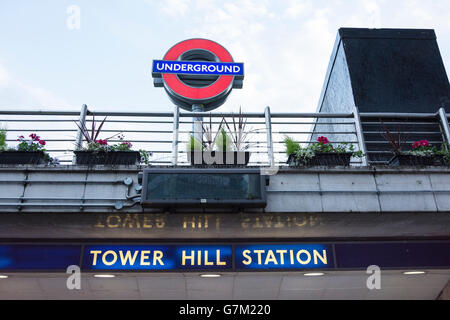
162,39 -> 234,101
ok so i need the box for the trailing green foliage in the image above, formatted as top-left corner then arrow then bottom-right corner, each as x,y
139,150 -> 152,165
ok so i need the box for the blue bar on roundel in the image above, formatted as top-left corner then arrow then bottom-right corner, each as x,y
235,244 -> 334,270
152,60 -> 244,77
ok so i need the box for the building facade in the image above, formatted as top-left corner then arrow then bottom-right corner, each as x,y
0,28 -> 449,300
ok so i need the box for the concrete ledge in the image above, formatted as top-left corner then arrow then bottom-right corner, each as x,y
1,164 -> 449,173
0,166 -> 449,213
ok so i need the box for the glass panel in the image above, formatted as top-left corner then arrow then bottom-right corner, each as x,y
146,173 -> 261,200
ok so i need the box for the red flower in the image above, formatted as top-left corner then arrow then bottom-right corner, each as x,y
38,140 -> 46,146
317,136 -> 329,144
30,134 -> 40,141
420,140 -> 429,147
412,141 -> 421,149
95,139 -> 108,146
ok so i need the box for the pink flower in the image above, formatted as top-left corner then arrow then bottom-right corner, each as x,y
39,140 -> 46,146
420,140 -> 429,147
17,135 -> 24,141
317,136 -> 329,144
412,141 -> 421,149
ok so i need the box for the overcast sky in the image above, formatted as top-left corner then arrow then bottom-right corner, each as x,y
0,0 -> 449,114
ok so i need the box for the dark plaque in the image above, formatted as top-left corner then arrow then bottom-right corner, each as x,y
141,168 -> 266,208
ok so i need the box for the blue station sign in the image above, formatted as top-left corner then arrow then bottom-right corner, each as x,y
1,242 -> 449,272
82,244 -> 332,271
152,60 -> 244,78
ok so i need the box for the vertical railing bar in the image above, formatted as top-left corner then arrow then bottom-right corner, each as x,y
72,104 -> 88,164
353,106 -> 368,166
438,107 -> 450,146
265,106 -> 274,166
192,104 -> 203,144
172,105 -> 180,166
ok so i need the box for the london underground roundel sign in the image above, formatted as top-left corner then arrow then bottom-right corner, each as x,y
152,39 -> 244,112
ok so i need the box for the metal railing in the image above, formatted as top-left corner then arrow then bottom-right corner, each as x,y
360,109 -> 450,164
0,106 -> 448,166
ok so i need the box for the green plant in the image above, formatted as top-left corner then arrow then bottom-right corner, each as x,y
284,136 -> 300,155
16,134 -> 54,164
222,107 -> 256,151
405,140 -> 449,164
292,136 -> 363,165
215,128 -> 232,151
0,128 -> 6,151
405,140 -> 435,156
438,144 -> 450,164
110,141 -> 133,151
337,143 -> 364,158
380,120 -> 407,156
84,138 -> 133,152
380,119 -> 449,163
139,150 -> 152,165
74,114 -> 109,147
188,110 -> 254,153
202,116 -> 224,152
76,116 -> 140,154
186,135 -> 204,152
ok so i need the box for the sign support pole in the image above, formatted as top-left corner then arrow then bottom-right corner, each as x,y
171,105 -> 180,166
264,106 -> 274,166
72,104 -> 88,165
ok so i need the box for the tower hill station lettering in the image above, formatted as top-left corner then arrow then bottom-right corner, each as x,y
84,245 -> 330,270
